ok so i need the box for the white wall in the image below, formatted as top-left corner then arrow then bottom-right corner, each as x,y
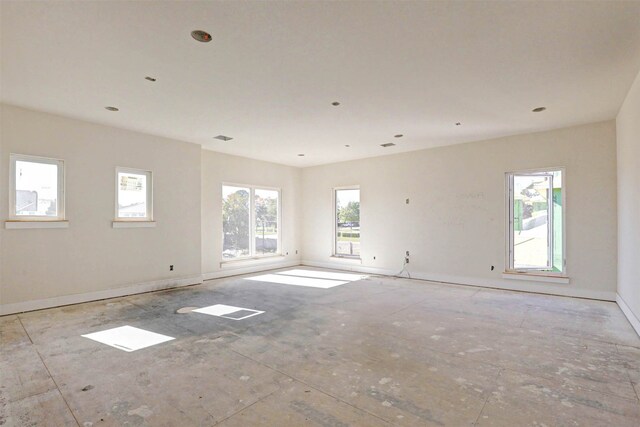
201,150 -> 302,279
0,105 -> 202,313
0,103 -> 623,313
0,105 -> 303,314
301,121 -> 618,300
616,69 -> 640,332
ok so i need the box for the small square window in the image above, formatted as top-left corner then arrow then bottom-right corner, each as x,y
115,167 -> 152,221
9,154 -> 65,221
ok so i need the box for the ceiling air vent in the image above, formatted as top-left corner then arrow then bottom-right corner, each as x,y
380,142 -> 396,148
214,135 -> 233,142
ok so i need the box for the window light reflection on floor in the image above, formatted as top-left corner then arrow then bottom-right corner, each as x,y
193,304 -> 264,320
81,325 -> 174,352
245,269 -> 367,288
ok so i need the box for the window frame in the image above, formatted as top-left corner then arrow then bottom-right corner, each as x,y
505,167 -> 566,276
221,182 -> 282,261
333,185 -> 361,259
114,167 -> 153,222
9,153 -> 65,221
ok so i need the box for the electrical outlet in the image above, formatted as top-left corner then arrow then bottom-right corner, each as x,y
373,256 -> 376,260
286,251 -> 289,255
491,265 -> 495,271
406,250 -> 410,257
169,265 -> 174,271
296,250 -> 298,255
405,257 -> 410,264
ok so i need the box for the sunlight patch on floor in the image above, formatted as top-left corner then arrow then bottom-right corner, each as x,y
82,325 -> 174,352
245,269 -> 367,288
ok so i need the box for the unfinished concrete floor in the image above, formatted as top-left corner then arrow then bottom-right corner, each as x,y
1,268 -> 639,426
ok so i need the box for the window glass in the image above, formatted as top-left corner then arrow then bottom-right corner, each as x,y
15,160 -> 59,217
255,189 -> 279,255
117,171 -> 149,218
509,170 -> 563,273
512,175 -> 551,269
222,185 -> 251,259
335,188 -> 360,257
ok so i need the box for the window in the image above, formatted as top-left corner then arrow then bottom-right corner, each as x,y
507,169 -> 564,274
334,187 -> 360,257
115,168 -> 152,221
254,188 -> 279,256
10,154 -> 65,220
222,184 -> 280,260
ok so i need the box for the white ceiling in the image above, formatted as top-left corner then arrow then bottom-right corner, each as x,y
2,1 -> 640,167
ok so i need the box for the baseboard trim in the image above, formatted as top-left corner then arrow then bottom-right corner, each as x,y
203,259 -> 300,281
301,260 -> 394,276
616,294 -> 640,337
300,260 -> 616,301
0,275 -> 203,316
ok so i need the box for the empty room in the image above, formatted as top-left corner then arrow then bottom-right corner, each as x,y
1,1 -> 640,426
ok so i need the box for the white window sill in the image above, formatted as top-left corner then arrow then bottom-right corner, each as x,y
5,220 -> 69,229
220,254 -> 285,268
112,221 -> 156,228
502,272 -> 570,284
330,255 -> 362,264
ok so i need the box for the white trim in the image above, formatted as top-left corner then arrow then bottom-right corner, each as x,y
502,272 -> 569,284
0,274 -> 203,315
220,254 -> 285,268
616,294 -> 640,337
505,168 -> 566,275
112,221 -> 156,228
329,255 -> 362,264
301,260 -> 615,301
333,185 -> 360,257
222,182 -> 282,258
5,220 -> 69,229
9,153 -> 65,221
302,260 -> 395,276
204,259 -> 299,281
115,167 -> 153,221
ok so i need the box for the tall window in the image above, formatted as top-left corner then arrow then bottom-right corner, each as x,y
334,187 -> 360,257
255,189 -> 279,256
115,167 -> 152,221
10,154 -> 65,220
507,169 -> 564,274
222,184 -> 280,260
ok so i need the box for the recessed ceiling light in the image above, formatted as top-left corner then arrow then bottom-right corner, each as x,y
455,122 -> 461,126
532,107 -> 546,112
298,154 -> 305,156
105,106 -> 119,112
191,30 -> 212,43
145,76 -> 157,82
394,134 -> 403,138
213,135 -> 233,141
380,143 -> 396,148
331,101 -> 340,106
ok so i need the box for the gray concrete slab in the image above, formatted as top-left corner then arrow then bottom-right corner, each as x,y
1,267 -> 638,426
